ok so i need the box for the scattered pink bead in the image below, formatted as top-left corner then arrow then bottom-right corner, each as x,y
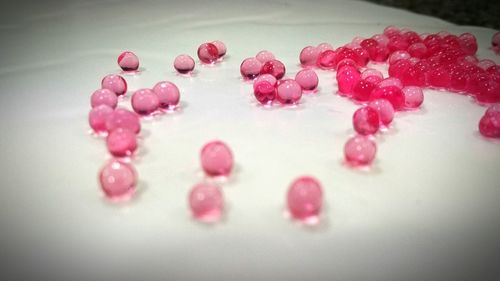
352,79 -> 376,102
88,105 -> 114,133
260,59 -> 286,80
200,140 -> 234,177
407,43 -> 427,58
254,74 -> 277,89
299,46 -> 319,66
256,50 -> 275,63
427,67 -> 451,88
372,34 -> 390,46
197,43 -> 219,64
118,51 -> 139,71
287,176 -> 323,223
492,32 -> 500,48
336,58 -> 357,71
402,86 -> 424,108
99,160 -> 137,201
211,40 -> 226,58
368,99 -> 394,126
388,50 -> 411,64
336,66 -> 361,95
91,89 -> 118,109
361,68 -> 384,84
316,50 -> 337,69
240,57 -> 262,80
370,85 -> 405,110
106,128 -> 137,157
152,81 -> 180,110
276,79 -> 302,105
131,89 -> 159,115
344,135 -> 377,166
105,108 -> 141,134
295,69 -> 318,91
188,183 -> 224,223
174,54 -> 195,74
254,81 -> 276,105
378,77 -> 403,89
101,74 -> 127,96
353,106 -> 380,135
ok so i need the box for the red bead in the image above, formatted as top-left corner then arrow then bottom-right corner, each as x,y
449,66 -> 469,92
353,48 -> 370,66
476,79 -> 500,104
200,140 -> 234,177
427,67 -> 451,88
89,105 -> 114,133
197,43 -> 219,64
240,57 -> 262,80
260,59 -> 286,80
407,43 -> 427,59
352,79 -> 376,102
253,81 -> 276,105
368,99 -> 394,126
400,65 -> 426,87
188,183 -> 224,223
276,79 -> 302,105
353,106 -> 380,135
174,54 -> 195,74
479,109 -> 500,138
287,176 -> 323,223
344,135 -> 377,166
334,47 -> 359,66
316,50 -> 337,69
370,85 -> 405,110
388,59 -> 411,79
336,66 -> 361,95
117,51 -> 139,71
106,128 -> 137,157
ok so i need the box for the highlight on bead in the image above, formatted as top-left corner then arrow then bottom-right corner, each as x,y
174,54 -> 195,74
200,140 -> 234,177
286,176 -> 323,224
131,89 -> 160,116
188,183 -> 224,223
101,74 -> 127,96
117,51 -> 139,71
99,160 -> 137,201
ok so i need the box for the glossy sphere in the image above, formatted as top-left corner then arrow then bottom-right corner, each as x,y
106,128 -> 137,157
371,86 -> 405,110
300,46 -> 319,66
378,77 -> 403,89
131,89 -> 159,115
336,66 -> 361,95
105,108 -> 141,134
174,54 -> 195,74
368,99 -> 394,126
254,81 -> 276,105
197,43 -> 219,64
260,59 -> 286,79
276,79 -> 302,105
353,107 -> 380,135
479,106 -> 500,138
240,57 -> 262,80
200,140 -> 234,177
91,89 -> 118,109
295,69 -> 318,91
402,86 -> 424,108
427,67 -> 451,88
287,176 -> 323,222
388,51 -> 411,64
407,43 -> 427,58
256,50 -> 275,63
99,160 -> 137,201
211,40 -> 226,57
316,42 -> 333,53
254,74 -> 277,88
88,105 -> 114,133
316,50 -> 337,69
152,81 -> 180,110
117,51 -> 139,71
188,183 -> 224,223
361,68 -> 384,84
344,135 -> 377,166
101,74 -> 127,96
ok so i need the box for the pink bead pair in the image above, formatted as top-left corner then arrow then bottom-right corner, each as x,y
197,40 -> 227,64
240,50 -> 285,80
131,81 -> 181,115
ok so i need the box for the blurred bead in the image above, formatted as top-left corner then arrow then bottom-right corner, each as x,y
106,108 -> 141,134
402,86 -> 424,108
287,176 -> 323,223
378,77 -> 403,89
371,86 -> 405,110
99,160 -> 137,201
106,128 -> 137,157
174,54 -> 195,74
118,51 -> 139,71
256,50 -> 275,63
240,57 -> 262,80
197,43 -> 219,64
211,40 -> 227,57
368,99 -> 394,126
153,81 -> 180,110
361,68 -> 384,84
89,105 -> 114,133
352,79 -> 376,102
260,59 -> 286,80
300,46 -> 319,66
201,140 -> 234,177
317,42 -> 333,53
295,69 -> 318,91
131,89 -> 159,115
101,74 -> 127,96
276,79 -> 302,104
344,135 -> 377,166
353,106 -> 380,135
336,66 -> 361,95
407,43 -> 428,59
427,67 -> 451,88
316,50 -> 337,69
91,89 -> 118,109
188,183 -> 224,223
389,51 -> 411,65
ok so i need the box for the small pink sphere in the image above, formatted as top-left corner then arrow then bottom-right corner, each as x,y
316,50 -> 337,69
254,81 -> 276,105
402,86 -> 424,108
427,67 -> 451,88
353,106 -> 380,135
106,108 -> 141,134
201,140 -> 234,177
388,50 -> 411,64
254,74 -> 277,89
118,51 -> 139,71
240,57 -> 262,80
372,34 -> 390,46
352,79 -> 376,102
88,105 -> 114,133
316,42 -> 333,53
197,43 -> 219,64
211,40 -> 226,57
336,66 -> 361,95
106,128 -> 137,157
407,43 -> 427,59
295,69 -> 319,91
153,81 -> 180,110
91,89 -> 118,109
361,68 -> 384,84
99,160 -> 137,201
287,176 -> 323,222
276,79 -> 302,105
479,111 -> 500,138
368,99 -> 395,126
131,89 -> 159,115
256,50 -> 275,63
344,135 -> 377,166
491,32 -> 500,48
370,86 -> 405,110
174,54 -> 195,74
260,59 -> 286,80
477,59 -> 496,71
188,183 -> 224,223
299,46 -> 319,66
378,77 -> 403,89
101,74 -> 127,96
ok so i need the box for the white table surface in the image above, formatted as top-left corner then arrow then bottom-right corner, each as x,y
1,0 -> 499,280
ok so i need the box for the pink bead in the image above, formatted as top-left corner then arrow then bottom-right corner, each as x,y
353,106 -> 380,135
352,79 -> 376,102
240,58 -> 262,80
253,81 -> 276,105
197,43 -> 219,64
407,43 -> 427,59
106,108 -> 141,134
479,106 -> 500,138
388,59 -> 411,79
352,36 -> 365,46
370,86 -> 405,110
476,79 -> 500,104
88,105 -> 114,133
106,128 -> 137,157
254,74 -> 277,89
353,48 -> 370,67
211,40 -> 226,57
316,42 -> 333,53
334,47 -> 360,66
316,50 -> 337,69
287,176 -> 323,222
174,54 -> 195,74
372,34 -> 389,46
378,77 -> 403,89
276,79 -> 302,105
256,50 -> 275,63
361,68 -> 384,84
200,140 -> 234,177
188,183 -> 224,223
295,69 -> 318,91
117,51 -> 139,71
459,33 -> 478,56
299,46 -> 319,66
153,81 -> 180,110
427,67 -> 451,88
336,66 -> 361,95
388,51 -> 411,64
260,59 -> 286,80
383,26 -> 401,37
336,58 -> 357,71
101,74 -> 127,96
344,135 -> 377,166
492,32 -> 500,48
402,86 -> 424,108
368,99 -> 394,126
91,89 -> 118,109
131,89 -> 159,115
99,160 -> 137,201
477,59 -> 496,71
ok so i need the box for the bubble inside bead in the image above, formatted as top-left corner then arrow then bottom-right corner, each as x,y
197,42 -> 219,64
188,183 -> 224,223
295,69 -> 318,91
101,74 -> 127,96
106,128 -> 137,157
353,106 -> 380,135
117,51 -> 139,71
99,160 -> 137,201
153,81 -> 180,110
256,50 -> 275,63
402,86 -> 424,108
211,40 -> 226,57
88,105 -> 114,133
131,89 -> 160,115
200,140 -> 234,177
287,176 -> 323,223
368,99 -> 394,126
344,135 -> 377,166
240,57 -> 262,80
91,89 -> 118,109
276,79 -> 302,105
106,108 -> 141,134
174,54 -> 195,74
299,46 -> 319,66
260,59 -> 286,80
254,81 -> 276,105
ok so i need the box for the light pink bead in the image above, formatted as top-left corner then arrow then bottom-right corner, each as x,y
106,128 -> 137,157
260,59 -> 286,79
368,99 -> 394,126
361,68 -> 384,83
477,59 -> 496,71
256,50 -> 275,63
378,77 -> 403,89
253,74 -> 277,89
276,79 -> 302,105
99,160 -> 137,201
153,81 -> 180,110
299,46 -> 319,66
197,43 -> 219,64
402,86 -> 424,108
295,69 -> 319,91
254,81 -> 276,105
372,34 -> 390,46
211,40 -> 227,57
106,108 -> 141,134
388,51 -> 411,64
117,51 -> 139,71
91,89 -> 118,109
352,36 -> 365,45
131,89 -> 159,115
344,135 -> 377,166
317,42 -> 333,54
336,66 -> 361,95
353,106 -> 380,135
240,57 -> 262,80
101,74 -> 127,96
188,183 -> 224,223
200,140 -> 234,177
383,26 -> 401,37
174,54 -> 195,74
88,105 -> 114,133
287,176 -> 323,223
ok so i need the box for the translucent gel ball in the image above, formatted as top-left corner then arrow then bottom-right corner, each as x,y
99,160 -> 137,201
287,176 -> 323,222
188,183 -> 224,223
200,140 -> 234,177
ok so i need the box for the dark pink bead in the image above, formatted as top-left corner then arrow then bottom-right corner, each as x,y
299,46 -> 319,66
200,140 -> 234,177
372,34 -> 390,46
152,81 -> 180,110
377,77 -> 403,89
352,79 -> 376,102
295,69 -> 318,91
131,89 -> 159,115
370,86 -> 405,110
197,43 -> 219,64
101,74 -> 127,96
117,51 -> 139,71
91,89 -> 118,109
260,59 -> 286,80
334,47 -> 359,66
387,37 -> 409,52
427,67 -> 451,88
479,109 -> 500,138
174,54 -> 195,74
287,176 -> 323,222
336,66 -> 361,95
316,42 -> 333,53
88,105 -> 114,133
402,86 -> 424,108
316,50 -> 337,69
256,50 -> 275,63
361,68 -> 383,84
459,33 -> 478,55
492,32 -> 500,48
467,73 -> 490,96
388,50 -> 411,64
477,59 -> 496,71
106,128 -> 137,157
344,135 -> 377,166
254,74 -> 277,88
388,59 -> 411,79
450,66 -> 469,92
407,43 -> 427,59
400,65 -> 426,87
254,81 -> 276,105
403,31 -> 422,45
240,57 -> 262,80
476,79 -> 500,104
105,108 -> 141,134
188,183 -> 224,223
353,106 -> 380,135
368,99 -> 394,126
99,160 -> 137,201
353,48 -> 369,67
276,79 -> 302,104
211,40 -> 226,58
